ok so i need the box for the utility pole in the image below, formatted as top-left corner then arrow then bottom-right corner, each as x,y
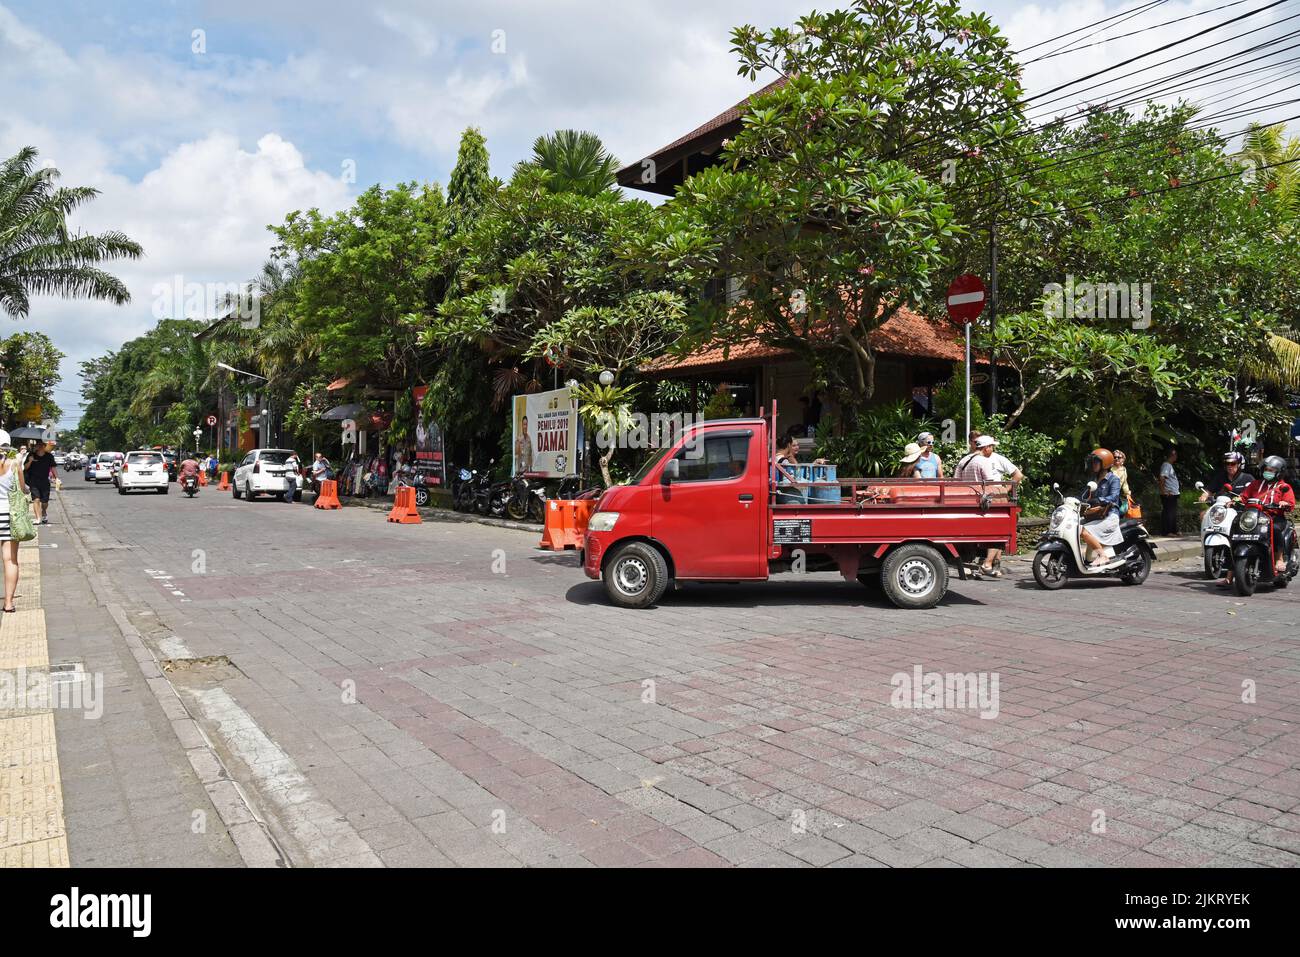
988,174 -> 999,416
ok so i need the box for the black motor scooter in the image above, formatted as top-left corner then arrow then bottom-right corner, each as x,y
1227,497 -> 1300,596
506,476 -> 545,523
182,473 -> 200,498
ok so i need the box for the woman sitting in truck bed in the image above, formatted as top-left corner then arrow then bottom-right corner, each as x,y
774,428 -> 827,503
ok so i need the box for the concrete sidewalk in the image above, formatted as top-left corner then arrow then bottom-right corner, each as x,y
10,492 -> 245,867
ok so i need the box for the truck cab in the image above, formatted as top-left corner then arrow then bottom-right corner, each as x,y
582,417 -> 1018,610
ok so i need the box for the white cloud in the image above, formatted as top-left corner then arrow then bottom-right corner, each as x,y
2,128 -> 352,425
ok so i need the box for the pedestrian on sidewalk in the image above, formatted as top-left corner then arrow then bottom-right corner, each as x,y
0,432 -> 30,613
23,439 -> 55,525
1159,447 -> 1181,536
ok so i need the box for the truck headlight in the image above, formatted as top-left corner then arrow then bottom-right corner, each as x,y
588,511 -> 620,533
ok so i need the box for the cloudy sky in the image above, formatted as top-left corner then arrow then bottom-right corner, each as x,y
0,0 -> 1293,428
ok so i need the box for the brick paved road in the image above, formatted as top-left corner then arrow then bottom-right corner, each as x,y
48,478 -> 1300,867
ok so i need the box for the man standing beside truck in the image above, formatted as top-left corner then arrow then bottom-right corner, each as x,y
957,435 -> 1023,578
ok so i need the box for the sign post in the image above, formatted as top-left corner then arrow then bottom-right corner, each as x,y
206,414 -> 217,454
946,274 -> 987,444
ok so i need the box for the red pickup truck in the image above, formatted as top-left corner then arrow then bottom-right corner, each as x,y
581,416 -> 1019,610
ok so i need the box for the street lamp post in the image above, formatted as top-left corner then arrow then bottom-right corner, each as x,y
192,428 -> 202,455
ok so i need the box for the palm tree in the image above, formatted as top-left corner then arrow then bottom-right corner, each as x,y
519,130 -> 619,197
0,146 -> 143,318
1237,123 -> 1299,225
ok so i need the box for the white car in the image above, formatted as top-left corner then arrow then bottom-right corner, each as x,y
90,452 -> 122,483
118,450 -> 170,494
233,448 -> 303,501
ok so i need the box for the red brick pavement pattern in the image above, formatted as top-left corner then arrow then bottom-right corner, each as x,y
66,489 -> 1300,867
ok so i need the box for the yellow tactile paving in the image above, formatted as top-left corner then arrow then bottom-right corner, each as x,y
0,543 -> 67,867
1,836 -> 68,867
0,612 -> 49,669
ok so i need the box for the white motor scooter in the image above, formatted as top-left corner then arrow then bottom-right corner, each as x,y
1032,482 -> 1156,588
1195,481 -> 1238,580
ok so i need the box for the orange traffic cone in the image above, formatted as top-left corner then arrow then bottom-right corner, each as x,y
313,478 -> 342,509
198,470 -> 208,486
217,471 -> 230,491
386,486 -> 422,524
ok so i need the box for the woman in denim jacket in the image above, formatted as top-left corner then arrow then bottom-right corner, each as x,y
1079,448 -> 1124,567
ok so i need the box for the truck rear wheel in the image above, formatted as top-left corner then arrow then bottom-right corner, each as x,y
604,542 -> 669,609
881,543 -> 949,610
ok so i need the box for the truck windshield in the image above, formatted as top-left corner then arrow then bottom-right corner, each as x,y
628,445 -> 673,485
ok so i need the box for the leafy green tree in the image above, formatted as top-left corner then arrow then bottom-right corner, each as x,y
527,290 -> 688,380
445,127 -> 497,238
79,319 -> 211,450
427,128 -> 502,467
963,105 -> 1298,459
0,147 -> 143,318
0,331 -> 64,424
656,0 -> 1025,408
429,171 -> 680,368
272,182 -> 447,389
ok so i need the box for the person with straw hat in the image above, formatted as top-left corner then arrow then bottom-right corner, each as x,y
897,442 -> 924,477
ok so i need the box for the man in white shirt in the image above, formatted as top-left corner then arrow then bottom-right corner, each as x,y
957,436 -> 1023,576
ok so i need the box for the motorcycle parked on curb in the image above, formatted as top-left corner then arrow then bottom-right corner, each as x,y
1224,496 -> 1299,596
1032,482 -> 1157,589
1195,481 -> 1238,580
506,476 -> 546,523
449,465 -> 476,512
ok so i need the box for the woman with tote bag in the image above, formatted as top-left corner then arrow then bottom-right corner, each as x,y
0,431 -> 33,613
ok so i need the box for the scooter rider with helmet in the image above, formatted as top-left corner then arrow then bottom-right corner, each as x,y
1079,448 -> 1125,567
1199,450 -> 1254,503
1239,455 -> 1295,575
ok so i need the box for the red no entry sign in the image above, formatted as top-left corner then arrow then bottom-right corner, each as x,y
946,274 -> 986,325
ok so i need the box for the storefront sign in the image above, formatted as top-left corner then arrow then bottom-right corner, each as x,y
410,386 -> 445,487
512,386 -> 578,478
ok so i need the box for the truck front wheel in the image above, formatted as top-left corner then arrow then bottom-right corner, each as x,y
604,542 -> 669,609
880,543 -> 949,610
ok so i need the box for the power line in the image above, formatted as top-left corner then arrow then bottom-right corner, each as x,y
1027,0 -> 1260,63
1015,0 -> 1167,55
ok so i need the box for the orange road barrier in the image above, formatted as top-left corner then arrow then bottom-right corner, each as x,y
313,478 -> 342,509
387,486 -> 422,524
539,499 -> 598,550
198,470 -> 208,486
217,471 -> 230,490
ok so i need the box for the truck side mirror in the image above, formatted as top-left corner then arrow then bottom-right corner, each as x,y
661,458 -> 679,485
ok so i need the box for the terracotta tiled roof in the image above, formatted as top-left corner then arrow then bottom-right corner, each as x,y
642,306 -> 964,375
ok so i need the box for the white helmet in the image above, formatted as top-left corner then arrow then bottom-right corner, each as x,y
0,429 -> 10,450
